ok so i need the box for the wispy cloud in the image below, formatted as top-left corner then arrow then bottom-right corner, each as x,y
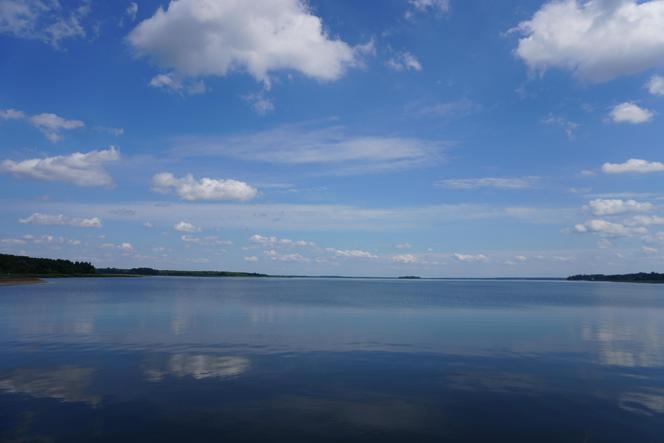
436,177 -> 536,190
18,213 -> 102,228
171,124 -> 445,175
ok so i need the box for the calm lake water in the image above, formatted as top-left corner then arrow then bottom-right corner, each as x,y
0,277 -> 663,442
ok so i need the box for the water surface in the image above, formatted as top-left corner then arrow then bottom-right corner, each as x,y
1,277 -> 663,441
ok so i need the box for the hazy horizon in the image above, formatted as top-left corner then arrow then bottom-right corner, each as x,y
2,0 -> 664,278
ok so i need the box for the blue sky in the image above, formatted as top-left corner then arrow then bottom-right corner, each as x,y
1,0 -> 664,277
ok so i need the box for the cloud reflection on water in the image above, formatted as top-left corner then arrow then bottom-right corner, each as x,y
144,354 -> 250,382
0,366 -> 99,405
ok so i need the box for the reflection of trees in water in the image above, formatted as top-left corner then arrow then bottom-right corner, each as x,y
144,354 -> 250,382
0,366 -> 99,405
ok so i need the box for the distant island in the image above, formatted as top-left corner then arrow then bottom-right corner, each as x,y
567,272 -> 664,283
398,275 -> 421,279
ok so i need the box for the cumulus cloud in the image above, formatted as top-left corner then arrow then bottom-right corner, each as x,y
386,51 -> 422,71
392,254 -> 417,264
514,0 -> 664,82
1,147 -> 120,187
174,221 -> 200,233
244,256 -> 258,262
647,74 -> 664,96
18,213 -> 102,228
128,0 -> 364,87
602,159 -> 664,174
0,0 -> 90,47
0,108 -> 84,141
609,102 -> 654,124
152,172 -> 258,201
628,215 -> 664,226
395,242 -> 412,249
573,219 -> 647,237
586,199 -> 653,216
437,177 -> 535,189
453,253 -> 488,263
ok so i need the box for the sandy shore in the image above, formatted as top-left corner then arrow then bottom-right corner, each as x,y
0,277 -> 44,286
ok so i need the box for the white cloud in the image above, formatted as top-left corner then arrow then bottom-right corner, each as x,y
128,0 -> 363,86
0,108 -> 25,119
642,246 -> 658,254
0,0 -> 90,47
250,234 -> 314,248
328,248 -> 378,259
149,72 -> 206,96
100,242 -> 134,252
515,0 -> 664,82
18,212 -> 102,228
172,125 -> 444,174
386,51 -> 422,71
437,177 -> 535,189
126,2 -> 138,22
244,256 -> 258,262
586,199 -> 653,216
152,172 -> 258,201
453,253 -> 488,263
243,91 -> 275,115
1,147 -> 120,187
264,249 -> 309,262
395,242 -> 412,249
573,219 -> 647,237
392,253 -> 417,264
174,221 -> 200,233
0,108 -> 84,141
609,102 -> 654,124
647,74 -> 664,96
542,115 -> 579,138
407,0 -> 449,17
602,159 -> 664,174
180,234 -> 231,246
628,215 -> 664,226
28,201 -> 577,234
29,112 -> 85,141
1,234 -> 81,246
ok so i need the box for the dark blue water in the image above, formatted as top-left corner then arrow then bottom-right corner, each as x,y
1,277 -> 663,442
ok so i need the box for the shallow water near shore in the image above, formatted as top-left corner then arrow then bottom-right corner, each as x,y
0,277 -> 663,442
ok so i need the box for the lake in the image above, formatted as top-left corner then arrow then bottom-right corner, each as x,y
0,277 -> 663,442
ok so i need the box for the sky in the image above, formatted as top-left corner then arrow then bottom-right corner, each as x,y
1,0 -> 664,277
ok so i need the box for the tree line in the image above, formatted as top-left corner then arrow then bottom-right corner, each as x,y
0,253 -> 95,276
